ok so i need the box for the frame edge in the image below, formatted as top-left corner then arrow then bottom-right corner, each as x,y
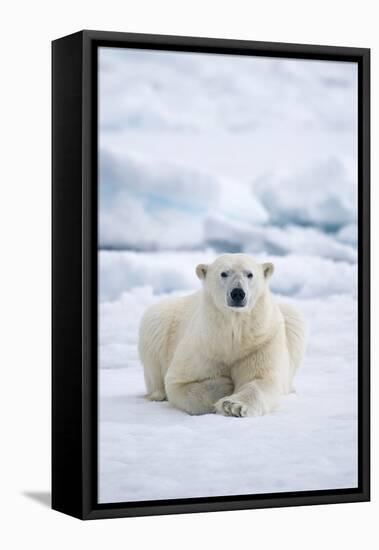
52,30 -> 86,520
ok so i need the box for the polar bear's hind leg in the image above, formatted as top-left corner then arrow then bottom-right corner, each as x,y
141,354 -> 167,401
138,308 -> 168,402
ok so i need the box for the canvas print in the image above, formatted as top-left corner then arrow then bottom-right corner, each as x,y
98,47 -> 358,504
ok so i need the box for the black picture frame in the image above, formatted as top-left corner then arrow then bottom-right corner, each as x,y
52,30 -> 370,520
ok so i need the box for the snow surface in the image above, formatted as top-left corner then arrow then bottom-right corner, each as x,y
98,47 -> 358,503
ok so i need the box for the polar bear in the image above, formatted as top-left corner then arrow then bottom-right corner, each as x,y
138,254 -> 307,417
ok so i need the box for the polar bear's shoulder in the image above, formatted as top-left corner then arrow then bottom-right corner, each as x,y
140,290 -> 201,328
138,290 -> 202,363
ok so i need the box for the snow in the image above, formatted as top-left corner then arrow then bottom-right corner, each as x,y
99,149 -> 223,250
99,48 -> 357,135
97,47 -> 358,503
99,250 -> 216,302
205,216 -> 357,263
99,250 -> 357,303
99,49 -> 358,254
253,157 -> 357,230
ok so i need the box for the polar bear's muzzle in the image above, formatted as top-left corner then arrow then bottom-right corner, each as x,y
228,287 -> 247,308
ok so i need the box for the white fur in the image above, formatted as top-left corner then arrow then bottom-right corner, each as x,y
138,254 -> 307,417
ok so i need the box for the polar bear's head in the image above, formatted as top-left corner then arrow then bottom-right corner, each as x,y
196,254 -> 274,313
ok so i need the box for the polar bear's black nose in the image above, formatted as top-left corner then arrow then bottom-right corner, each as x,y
231,288 -> 246,302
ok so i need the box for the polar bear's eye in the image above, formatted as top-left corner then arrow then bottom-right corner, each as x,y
247,272 -> 253,279
220,272 -> 228,278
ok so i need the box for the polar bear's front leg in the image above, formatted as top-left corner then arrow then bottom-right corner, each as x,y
166,376 -> 234,415
215,337 -> 286,418
215,329 -> 289,418
165,341 -> 233,415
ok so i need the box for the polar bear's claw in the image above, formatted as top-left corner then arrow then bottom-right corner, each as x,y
215,397 -> 248,418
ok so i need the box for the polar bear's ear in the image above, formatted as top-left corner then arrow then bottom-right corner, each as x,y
262,262 -> 274,279
196,263 -> 208,280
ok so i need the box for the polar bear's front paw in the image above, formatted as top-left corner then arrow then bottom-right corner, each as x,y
214,391 -> 265,418
214,396 -> 249,417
